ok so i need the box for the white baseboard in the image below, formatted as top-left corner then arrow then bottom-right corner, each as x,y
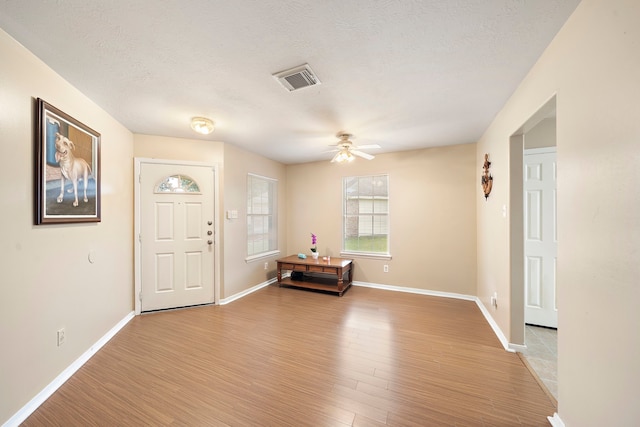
219,278 -> 277,305
548,412 -> 565,426
473,298 -> 514,352
5,281 -> 521,426
509,343 -> 527,353
6,276 -> 278,425
353,281 -> 476,301
354,281 -> 514,352
3,311 -> 135,427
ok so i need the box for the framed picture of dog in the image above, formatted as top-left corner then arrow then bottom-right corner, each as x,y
35,98 -> 101,224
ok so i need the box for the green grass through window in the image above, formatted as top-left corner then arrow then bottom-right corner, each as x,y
344,235 -> 388,253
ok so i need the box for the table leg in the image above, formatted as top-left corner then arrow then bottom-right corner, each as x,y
277,265 -> 282,287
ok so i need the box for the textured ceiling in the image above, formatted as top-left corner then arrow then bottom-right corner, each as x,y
0,1 -> 580,164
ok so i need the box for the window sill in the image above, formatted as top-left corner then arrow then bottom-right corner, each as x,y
340,251 -> 392,260
245,250 -> 281,263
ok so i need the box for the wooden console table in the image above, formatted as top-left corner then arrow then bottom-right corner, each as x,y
276,255 -> 353,296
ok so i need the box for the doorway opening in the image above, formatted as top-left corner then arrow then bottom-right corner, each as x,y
509,96 -> 558,400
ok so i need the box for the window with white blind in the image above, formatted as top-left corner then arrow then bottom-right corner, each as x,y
247,174 -> 278,258
342,174 -> 389,256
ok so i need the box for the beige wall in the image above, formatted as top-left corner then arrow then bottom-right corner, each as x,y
4,0 -> 639,424
477,0 -> 640,424
133,134 -> 224,161
222,143 -> 287,298
525,118 -> 556,149
134,135 -> 287,300
0,29 -> 134,422
287,144 -> 477,295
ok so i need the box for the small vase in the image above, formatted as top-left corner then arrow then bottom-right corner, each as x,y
311,252 -> 319,259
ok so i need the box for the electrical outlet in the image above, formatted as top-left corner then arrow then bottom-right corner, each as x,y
57,328 -> 66,346
383,265 -> 389,273
264,262 -> 268,270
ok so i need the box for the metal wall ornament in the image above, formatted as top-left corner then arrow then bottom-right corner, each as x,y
481,153 -> 493,200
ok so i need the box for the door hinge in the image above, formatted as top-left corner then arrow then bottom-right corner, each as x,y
139,291 -> 143,301
138,174 -> 142,183
139,233 -> 142,243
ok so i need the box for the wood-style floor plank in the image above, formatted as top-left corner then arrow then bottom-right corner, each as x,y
22,285 -> 556,426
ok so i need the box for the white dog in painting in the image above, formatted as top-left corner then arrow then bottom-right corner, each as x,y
54,133 -> 93,207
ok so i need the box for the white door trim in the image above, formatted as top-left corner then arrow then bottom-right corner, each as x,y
134,157 -> 220,315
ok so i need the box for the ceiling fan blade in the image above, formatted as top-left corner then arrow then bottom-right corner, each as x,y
355,144 -> 381,149
351,150 -> 375,160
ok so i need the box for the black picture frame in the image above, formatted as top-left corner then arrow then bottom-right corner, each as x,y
35,98 -> 101,224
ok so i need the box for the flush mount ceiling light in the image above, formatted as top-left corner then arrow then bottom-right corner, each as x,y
190,117 -> 215,135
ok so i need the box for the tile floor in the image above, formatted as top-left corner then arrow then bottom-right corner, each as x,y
521,324 -> 558,400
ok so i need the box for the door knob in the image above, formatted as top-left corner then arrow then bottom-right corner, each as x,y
207,240 -> 213,245
207,230 -> 213,235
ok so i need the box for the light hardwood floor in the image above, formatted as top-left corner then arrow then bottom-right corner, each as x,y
23,285 -> 556,426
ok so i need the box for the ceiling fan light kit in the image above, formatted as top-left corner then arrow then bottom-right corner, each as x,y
190,117 -> 215,135
328,133 -> 380,163
332,150 -> 356,163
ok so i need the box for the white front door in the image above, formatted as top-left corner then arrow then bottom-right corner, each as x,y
140,162 -> 215,312
524,149 -> 557,328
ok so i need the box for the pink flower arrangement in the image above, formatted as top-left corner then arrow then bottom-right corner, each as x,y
310,233 -> 317,253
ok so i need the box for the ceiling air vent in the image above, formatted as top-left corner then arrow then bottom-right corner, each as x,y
273,64 -> 321,92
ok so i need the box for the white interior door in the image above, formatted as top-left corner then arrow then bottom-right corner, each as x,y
140,163 -> 215,312
524,149 -> 557,328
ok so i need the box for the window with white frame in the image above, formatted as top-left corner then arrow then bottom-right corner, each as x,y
342,175 -> 389,255
247,174 -> 278,257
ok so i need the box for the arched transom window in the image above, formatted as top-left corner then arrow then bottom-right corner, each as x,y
155,175 -> 201,194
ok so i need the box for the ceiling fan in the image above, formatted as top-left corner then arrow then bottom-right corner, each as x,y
329,133 -> 380,163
